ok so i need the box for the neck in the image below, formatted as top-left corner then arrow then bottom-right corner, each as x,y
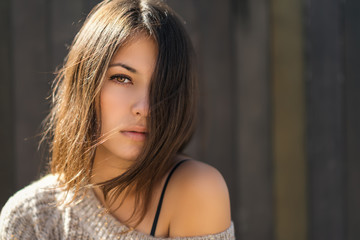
90,145 -> 135,208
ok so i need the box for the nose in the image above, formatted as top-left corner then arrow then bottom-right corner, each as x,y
132,95 -> 149,118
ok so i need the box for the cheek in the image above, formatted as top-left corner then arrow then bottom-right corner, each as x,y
99,85 -> 130,132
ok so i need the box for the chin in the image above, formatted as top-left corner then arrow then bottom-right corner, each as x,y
114,151 -> 140,162
109,145 -> 142,161
96,142 -> 142,162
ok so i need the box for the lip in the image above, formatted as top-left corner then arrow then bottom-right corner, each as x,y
120,126 -> 147,141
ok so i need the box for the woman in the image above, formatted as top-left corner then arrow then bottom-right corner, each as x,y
0,0 -> 235,239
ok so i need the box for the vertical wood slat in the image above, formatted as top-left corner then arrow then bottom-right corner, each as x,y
12,0 -> 51,189
345,1 -> 360,239
41,0 -> 86,172
271,0 -> 307,239
10,0 -> 92,189
50,0 -> 84,72
0,0 -> 15,208
234,0 -> 273,239
83,0 -> 101,14
305,0 -> 346,239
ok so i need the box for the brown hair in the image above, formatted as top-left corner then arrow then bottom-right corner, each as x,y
42,0 -> 197,226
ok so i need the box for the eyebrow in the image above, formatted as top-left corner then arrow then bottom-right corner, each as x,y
108,62 -> 137,73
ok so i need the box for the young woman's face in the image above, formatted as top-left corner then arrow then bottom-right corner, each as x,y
98,35 -> 157,162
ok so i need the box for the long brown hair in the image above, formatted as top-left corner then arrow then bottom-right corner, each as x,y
42,0 -> 197,226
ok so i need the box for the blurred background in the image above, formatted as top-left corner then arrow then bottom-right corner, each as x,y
1,0 -> 359,239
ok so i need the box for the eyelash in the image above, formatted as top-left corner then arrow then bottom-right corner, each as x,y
109,74 -> 133,85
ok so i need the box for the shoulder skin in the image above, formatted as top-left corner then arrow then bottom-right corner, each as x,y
165,159 -> 232,237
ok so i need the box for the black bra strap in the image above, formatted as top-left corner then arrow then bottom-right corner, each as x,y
150,159 -> 189,236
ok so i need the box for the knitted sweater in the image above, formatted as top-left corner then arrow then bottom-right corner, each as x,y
0,175 -> 235,239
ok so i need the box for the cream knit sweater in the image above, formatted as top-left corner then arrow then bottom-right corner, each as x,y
0,175 -> 235,239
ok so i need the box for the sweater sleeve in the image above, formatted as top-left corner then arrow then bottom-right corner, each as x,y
169,222 -> 235,240
120,222 -> 236,240
0,175 -> 62,240
0,193 -> 37,239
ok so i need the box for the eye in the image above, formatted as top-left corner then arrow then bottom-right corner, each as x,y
109,74 -> 132,84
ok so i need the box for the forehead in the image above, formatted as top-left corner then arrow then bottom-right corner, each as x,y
110,35 -> 158,74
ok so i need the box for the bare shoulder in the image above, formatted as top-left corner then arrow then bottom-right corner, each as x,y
173,160 -> 229,195
167,159 -> 231,237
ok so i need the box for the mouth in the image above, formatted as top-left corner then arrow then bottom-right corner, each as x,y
120,130 -> 147,141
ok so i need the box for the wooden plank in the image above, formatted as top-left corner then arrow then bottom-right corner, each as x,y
234,0 -> 274,239
271,0 -> 307,239
50,0 -> 84,71
0,0 -> 15,208
42,1 -> 85,174
12,0 -> 52,189
344,1 -> 360,239
305,0 -> 346,239
83,0 -> 101,14
10,0 -> 87,189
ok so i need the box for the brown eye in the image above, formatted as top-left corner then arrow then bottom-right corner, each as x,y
109,74 -> 132,84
